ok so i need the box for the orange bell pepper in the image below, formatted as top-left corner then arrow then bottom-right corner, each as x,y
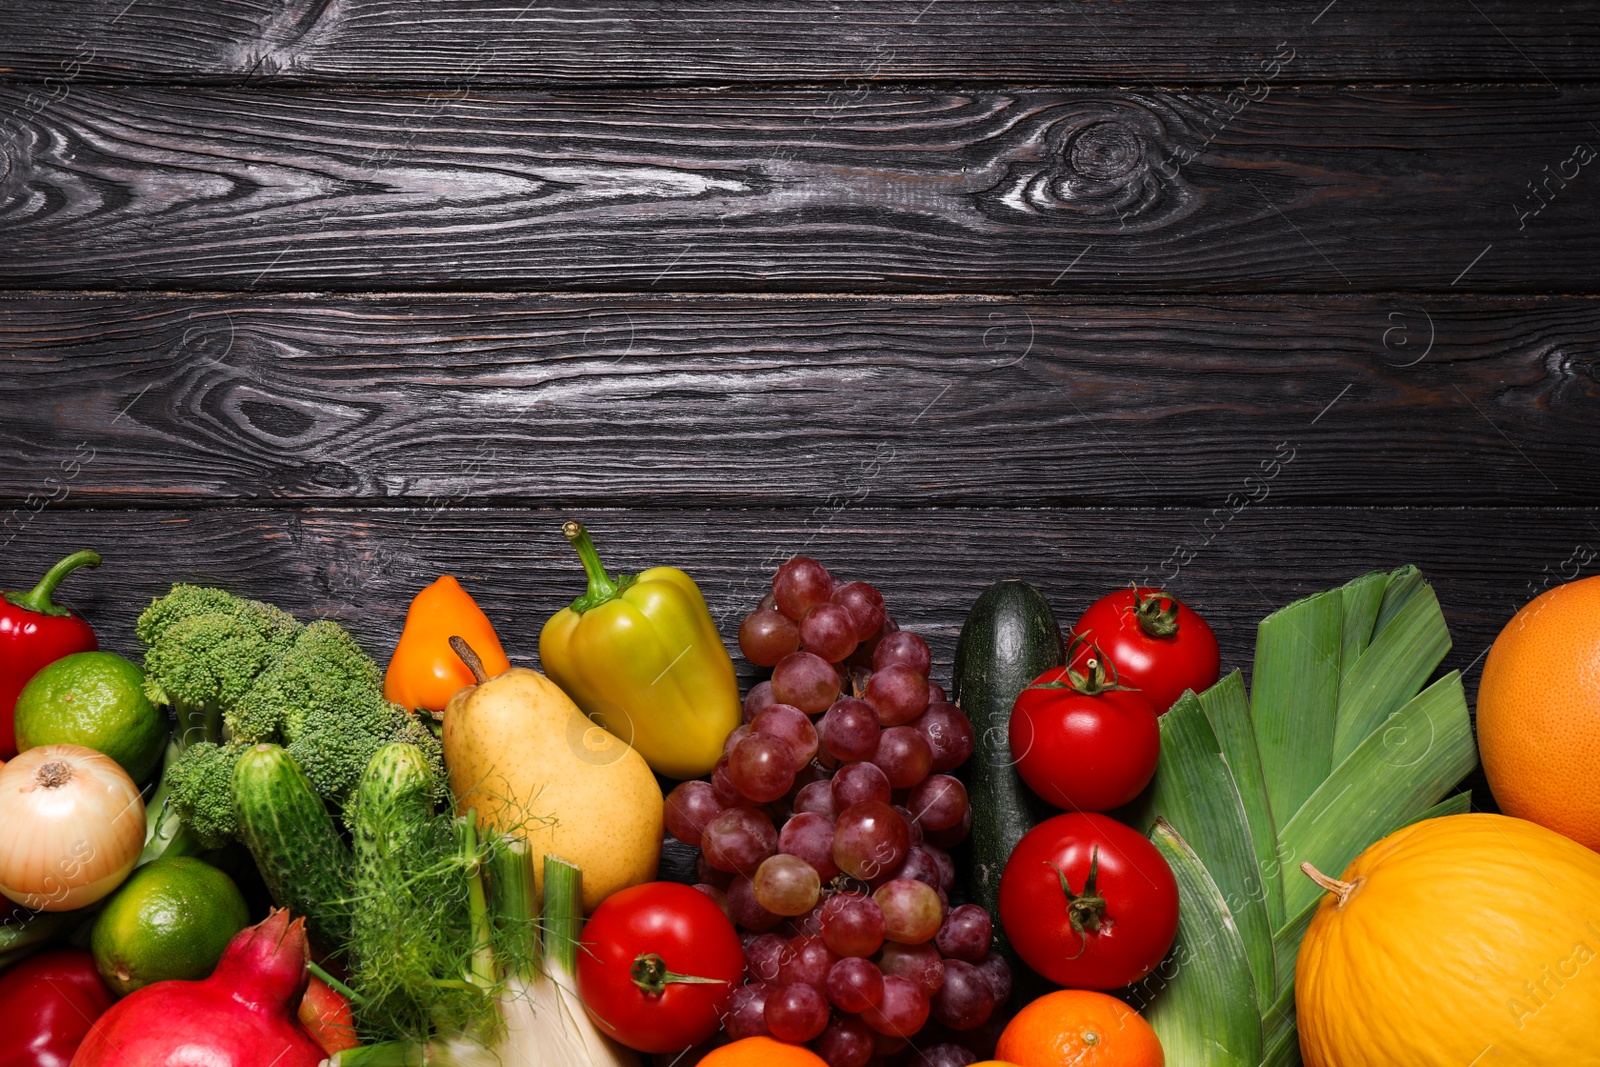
384,576 -> 511,712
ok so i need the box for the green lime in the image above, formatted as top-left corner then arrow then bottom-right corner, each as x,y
91,857 -> 251,996
15,651 -> 167,782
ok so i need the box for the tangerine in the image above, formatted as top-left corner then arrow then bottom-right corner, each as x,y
697,1037 -> 829,1067
996,990 -> 1163,1067
1477,574 -> 1600,851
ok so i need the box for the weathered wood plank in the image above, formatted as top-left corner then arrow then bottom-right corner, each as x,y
4,507 -> 1588,710
2,87 -> 1597,292
0,1 -> 1593,85
2,293 -> 1597,507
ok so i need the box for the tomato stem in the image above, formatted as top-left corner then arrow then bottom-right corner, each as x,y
1133,587 -> 1181,638
630,952 -> 729,997
1050,849 -> 1108,959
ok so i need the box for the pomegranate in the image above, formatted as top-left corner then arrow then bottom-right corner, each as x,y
71,909 -> 325,1067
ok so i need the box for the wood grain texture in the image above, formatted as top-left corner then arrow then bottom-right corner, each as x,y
2,292 -> 1598,507
3,87 -> 1599,292
3,509 -> 1590,805
0,1 -> 1594,85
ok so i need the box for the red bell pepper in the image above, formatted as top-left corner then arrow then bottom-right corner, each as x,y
0,947 -> 115,1067
1,550 -> 101,760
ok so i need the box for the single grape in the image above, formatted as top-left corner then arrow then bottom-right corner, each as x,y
753,854 -> 822,917
818,892 -> 887,958
665,780 -> 724,847
907,775 -> 968,832
913,703 -> 976,773
873,1031 -> 909,1057
765,982 -> 830,1043
693,883 -> 731,921
711,757 -> 742,807
772,651 -> 842,714
973,952 -> 1012,1007
745,931 -> 789,985
893,806 -> 926,850
703,806 -> 779,875
773,558 -> 834,620
778,811 -> 839,881
727,876 -> 784,933
932,960 -> 996,1031
831,581 -> 887,642
741,609 -> 802,667
863,665 -> 931,727
815,1016 -> 875,1067
821,698 -> 881,763
826,956 -> 884,1012
934,904 -> 993,962
777,934 -> 838,990
861,974 -> 930,1038
872,631 -> 932,676
695,853 -> 734,891
873,727 -> 934,789
726,982 -> 773,1039
911,1044 -> 978,1067
879,941 -> 945,997
927,681 -> 948,704
831,760 -> 892,810
874,878 -> 943,944
753,704 -> 820,769
886,846 -> 942,889
731,733 -> 798,803
744,680 -> 778,722
800,602 -> 860,663
833,801 -> 910,882
792,779 -> 840,820
925,844 -> 956,892
924,805 -> 973,849
758,591 -> 779,612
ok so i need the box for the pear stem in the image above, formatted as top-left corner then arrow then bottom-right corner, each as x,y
449,636 -> 490,684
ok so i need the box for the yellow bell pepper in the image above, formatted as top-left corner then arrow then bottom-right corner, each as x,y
538,521 -> 740,779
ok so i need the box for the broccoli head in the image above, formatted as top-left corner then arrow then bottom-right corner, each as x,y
164,740 -> 246,849
228,620 -> 386,744
138,585 -> 302,720
287,691 -> 446,808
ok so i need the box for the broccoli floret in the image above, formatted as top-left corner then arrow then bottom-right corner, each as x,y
138,586 -> 301,719
231,620 -> 386,744
165,740 -> 246,849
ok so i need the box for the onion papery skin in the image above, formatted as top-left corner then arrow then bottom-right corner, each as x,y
0,744 -> 144,911
1296,813 -> 1600,1067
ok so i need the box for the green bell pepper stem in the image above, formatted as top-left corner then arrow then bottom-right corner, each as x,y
562,521 -> 634,612
4,550 -> 101,616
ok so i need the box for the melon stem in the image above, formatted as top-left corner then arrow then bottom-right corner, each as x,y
1301,862 -> 1359,907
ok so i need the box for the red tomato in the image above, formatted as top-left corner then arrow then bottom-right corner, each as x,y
0,946 -> 114,1067
1071,588 -> 1219,714
298,975 -> 360,1055
1009,665 -> 1159,812
576,881 -> 745,1054
998,813 -> 1178,990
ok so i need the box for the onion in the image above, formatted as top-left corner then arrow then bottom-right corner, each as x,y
0,745 -> 144,911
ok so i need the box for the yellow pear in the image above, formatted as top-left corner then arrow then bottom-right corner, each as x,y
441,639 -> 662,912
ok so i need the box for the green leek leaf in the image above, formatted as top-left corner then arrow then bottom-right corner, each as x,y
1138,819 -> 1263,1067
1337,569 -> 1389,679
1198,670 -> 1283,929
1136,692 -> 1275,1005
1332,582 -> 1449,761
1260,982 -> 1302,1067
1279,672 -> 1475,916
1252,588 -> 1342,827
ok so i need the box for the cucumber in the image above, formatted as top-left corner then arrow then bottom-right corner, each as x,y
952,580 -> 1063,956
232,743 -> 352,953
349,742 -> 437,913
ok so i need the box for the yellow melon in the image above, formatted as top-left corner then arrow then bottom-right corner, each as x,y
1296,813 -> 1600,1067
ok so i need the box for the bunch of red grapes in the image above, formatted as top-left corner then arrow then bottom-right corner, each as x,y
665,558 -> 1012,1067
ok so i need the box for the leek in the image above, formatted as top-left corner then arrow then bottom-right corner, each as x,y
1135,566 -> 1478,1067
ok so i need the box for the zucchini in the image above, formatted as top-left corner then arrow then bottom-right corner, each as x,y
951,580 -> 1063,959
232,743 -> 352,953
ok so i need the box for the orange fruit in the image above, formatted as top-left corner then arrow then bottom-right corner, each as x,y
697,1037 -> 829,1067
1477,574 -> 1600,851
997,990 -> 1164,1067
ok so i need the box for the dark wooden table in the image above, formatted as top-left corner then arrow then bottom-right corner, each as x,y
3,4 -> 1598,780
